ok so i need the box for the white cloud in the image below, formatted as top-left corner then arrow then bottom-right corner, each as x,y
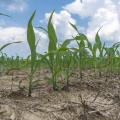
64,0 -> 104,18
1,0 -> 120,57
0,0 -> 27,12
0,26 -> 48,57
87,5 -> 120,42
44,10 -> 78,42
64,0 -> 120,43
0,27 -> 26,42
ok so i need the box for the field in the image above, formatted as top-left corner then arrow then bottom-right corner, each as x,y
0,11 -> 120,120
0,69 -> 120,120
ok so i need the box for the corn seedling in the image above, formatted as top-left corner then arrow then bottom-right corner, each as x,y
0,10 -> 120,101
0,42 -> 22,75
62,50 -> 74,91
70,23 -> 88,80
38,11 -> 73,90
27,11 -> 37,96
94,30 -> 105,76
104,42 -> 120,77
86,30 -> 104,73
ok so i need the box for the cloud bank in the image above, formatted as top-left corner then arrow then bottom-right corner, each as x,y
64,0 -> 120,42
0,27 -> 48,57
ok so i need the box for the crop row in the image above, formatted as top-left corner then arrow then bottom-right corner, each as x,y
0,11 -> 120,96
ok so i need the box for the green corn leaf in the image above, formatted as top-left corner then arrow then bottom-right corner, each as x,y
104,47 -> 108,56
36,40 -> 40,48
87,40 -> 92,51
93,43 -> 97,52
102,43 -> 106,51
80,40 -> 85,49
0,41 -> 22,52
43,54 -> 53,70
60,39 -> 73,48
75,34 -> 87,41
69,22 -> 80,34
0,13 -> 11,17
95,27 -> 103,50
58,47 -> 68,52
64,51 -> 72,65
93,43 -> 97,56
40,51 -> 56,70
95,31 -> 102,50
116,50 -> 120,56
48,11 -> 57,52
36,26 -> 48,33
71,48 -> 79,51
100,42 -> 105,57
56,51 -> 62,66
111,42 -> 120,54
27,11 -> 36,72
113,42 -> 120,48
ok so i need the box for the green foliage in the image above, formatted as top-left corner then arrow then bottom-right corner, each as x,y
71,23 -> 88,80
27,11 -> 37,96
0,10 -> 120,95
27,11 -> 36,73
39,12 -> 73,90
0,42 -> 21,52
48,11 -> 57,52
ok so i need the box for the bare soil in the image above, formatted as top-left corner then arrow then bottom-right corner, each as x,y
0,69 -> 120,120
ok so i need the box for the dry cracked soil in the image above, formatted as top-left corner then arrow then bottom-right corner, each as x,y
0,69 -> 120,120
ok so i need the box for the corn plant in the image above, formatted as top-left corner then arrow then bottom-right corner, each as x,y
5,56 -> 24,71
38,11 -> 72,90
70,23 -> 88,80
87,30 -> 104,73
44,11 -> 59,90
62,50 -> 73,91
93,30 -> 105,76
116,50 -> 120,74
27,11 -> 37,96
104,42 -> 120,76
0,42 -> 22,74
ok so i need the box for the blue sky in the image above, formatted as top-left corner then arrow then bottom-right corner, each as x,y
0,0 -> 74,27
0,0 -> 120,57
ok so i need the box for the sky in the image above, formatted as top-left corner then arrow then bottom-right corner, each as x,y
0,0 -> 120,57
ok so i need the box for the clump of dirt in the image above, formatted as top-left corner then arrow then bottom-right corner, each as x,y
0,69 -> 120,120
0,104 -> 16,120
